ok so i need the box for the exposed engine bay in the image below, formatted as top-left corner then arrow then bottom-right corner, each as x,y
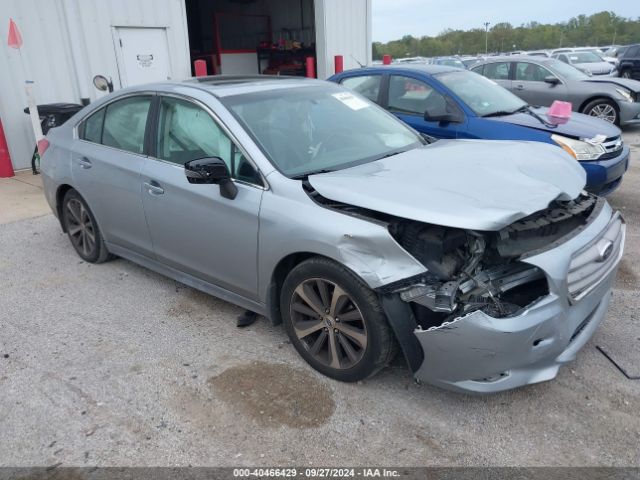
305,181 -> 599,329
388,194 -> 597,328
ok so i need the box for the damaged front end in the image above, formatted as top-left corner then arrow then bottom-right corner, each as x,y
380,193 -> 625,393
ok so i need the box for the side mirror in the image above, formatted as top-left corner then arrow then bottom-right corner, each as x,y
184,157 -> 238,200
93,75 -> 114,93
424,109 -> 463,124
544,75 -> 561,85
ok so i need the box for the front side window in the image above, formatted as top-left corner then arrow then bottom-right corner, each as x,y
156,96 -> 261,184
515,62 -> 553,82
102,96 -> 152,154
222,84 -> 421,177
340,75 -> 382,103
388,75 -> 447,116
482,62 -> 510,80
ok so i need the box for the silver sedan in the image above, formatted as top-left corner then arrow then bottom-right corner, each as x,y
40,76 -> 624,393
471,55 -> 640,125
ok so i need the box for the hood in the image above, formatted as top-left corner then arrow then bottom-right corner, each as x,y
584,77 -> 640,93
486,107 -> 621,139
575,62 -> 616,75
308,140 -> 586,231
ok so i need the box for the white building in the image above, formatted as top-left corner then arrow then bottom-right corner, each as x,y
0,0 -> 372,170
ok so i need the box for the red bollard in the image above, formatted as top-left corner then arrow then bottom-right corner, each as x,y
382,55 -> 392,65
305,57 -> 316,78
194,59 -> 207,77
334,55 -> 344,74
0,118 -> 14,178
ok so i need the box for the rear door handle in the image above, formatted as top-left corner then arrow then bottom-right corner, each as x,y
77,157 -> 92,169
144,181 -> 165,196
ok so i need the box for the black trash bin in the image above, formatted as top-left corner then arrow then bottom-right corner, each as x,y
24,103 -> 84,174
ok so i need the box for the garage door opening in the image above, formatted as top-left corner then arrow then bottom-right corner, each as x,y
186,0 -> 316,76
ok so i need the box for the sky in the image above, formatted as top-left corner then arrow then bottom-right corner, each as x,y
372,0 -> 639,42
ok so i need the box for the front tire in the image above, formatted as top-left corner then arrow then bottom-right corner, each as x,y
61,189 -> 112,263
280,257 -> 397,382
582,98 -> 619,125
620,69 -> 631,79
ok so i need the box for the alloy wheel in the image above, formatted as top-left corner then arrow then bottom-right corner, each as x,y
65,198 -> 97,258
621,70 -> 631,79
587,103 -> 617,123
289,278 -> 368,370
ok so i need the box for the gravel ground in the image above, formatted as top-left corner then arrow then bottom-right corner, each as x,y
0,127 -> 639,467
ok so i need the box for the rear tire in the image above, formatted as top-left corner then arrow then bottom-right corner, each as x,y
581,98 -> 619,125
61,189 -> 112,263
280,257 -> 397,382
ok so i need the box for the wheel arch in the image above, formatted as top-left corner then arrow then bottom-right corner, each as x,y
267,252 -> 348,325
578,95 -> 620,115
55,184 -> 75,232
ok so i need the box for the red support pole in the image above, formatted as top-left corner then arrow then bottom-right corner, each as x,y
0,118 -> 15,178
334,55 -> 344,74
194,59 -> 207,77
382,54 -> 392,65
305,56 -> 316,78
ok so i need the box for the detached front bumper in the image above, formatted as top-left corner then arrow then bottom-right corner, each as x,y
395,202 -> 625,394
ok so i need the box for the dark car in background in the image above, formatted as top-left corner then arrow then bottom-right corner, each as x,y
330,65 -> 629,195
471,56 -> 640,126
618,44 -> 640,80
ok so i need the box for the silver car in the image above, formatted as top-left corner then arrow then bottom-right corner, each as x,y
552,51 -> 617,76
471,55 -> 640,125
41,76 -> 625,393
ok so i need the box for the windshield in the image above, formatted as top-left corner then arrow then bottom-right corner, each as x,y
545,58 -> 590,80
569,52 -> 603,63
435,70 -> 525,116
222,85 -> 422,177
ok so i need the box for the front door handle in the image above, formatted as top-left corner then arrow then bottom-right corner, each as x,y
77,157 -> 92,169
144,181 -> 164,196
514,84 -> 524,90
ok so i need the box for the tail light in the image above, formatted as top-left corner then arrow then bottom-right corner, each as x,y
37,138 -> 50,156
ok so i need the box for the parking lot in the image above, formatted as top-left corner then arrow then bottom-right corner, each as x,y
1,127 -> 639,467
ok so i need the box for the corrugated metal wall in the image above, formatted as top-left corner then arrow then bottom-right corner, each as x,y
315,0 -> 372,79
0,0 -> 191,170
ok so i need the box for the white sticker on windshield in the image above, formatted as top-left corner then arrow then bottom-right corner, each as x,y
332,92 -> 370,110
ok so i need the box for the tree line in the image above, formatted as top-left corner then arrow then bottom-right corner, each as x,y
373,11 -> 640,59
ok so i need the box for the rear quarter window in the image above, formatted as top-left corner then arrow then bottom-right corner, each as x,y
80,108 -> 105,143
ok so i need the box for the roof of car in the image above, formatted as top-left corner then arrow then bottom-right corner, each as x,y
475,55 -> 555,64
338,64 -> 462,75
183,74 -> 327,97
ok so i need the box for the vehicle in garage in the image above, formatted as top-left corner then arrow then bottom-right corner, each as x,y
618,44 -> 640,80
40,76 -> 625,393
552,51 -> 618,76
330,65 -> 629,195
471,56 -> 640,125
470,56 -> 640,126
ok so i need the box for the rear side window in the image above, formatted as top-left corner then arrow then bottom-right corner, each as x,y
340,75 -> 382,103
102,96 -> 152,154
483,62 -> 510,80
81,108 -> 105,143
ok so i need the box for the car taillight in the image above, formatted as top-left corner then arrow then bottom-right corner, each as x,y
37,138 -> 49,156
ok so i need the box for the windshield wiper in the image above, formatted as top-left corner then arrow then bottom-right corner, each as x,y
481,110 -> 515,118
521,105 -> 558,128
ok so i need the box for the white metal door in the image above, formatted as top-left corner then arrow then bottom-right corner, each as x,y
114,27 -> 172,87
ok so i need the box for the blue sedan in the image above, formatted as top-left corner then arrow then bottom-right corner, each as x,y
330,65 -> 629,195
